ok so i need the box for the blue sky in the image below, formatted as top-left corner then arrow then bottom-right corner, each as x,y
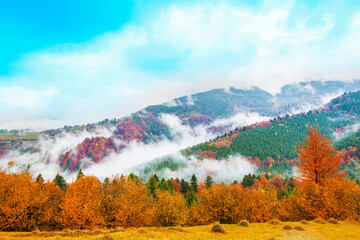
1,0 -> 360,130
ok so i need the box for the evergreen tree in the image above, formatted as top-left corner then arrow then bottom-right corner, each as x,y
76,169 -> 84,180
104,177 -> 110,185
153,174 -> 160,183
242,173 -> 255,187
190,174 -> 198,193
53,173 -> 67,190
205,175 -> 213,188
147,175 -> 158,198
36,174 -> 44,184
180,179 -> 191,194
128,173 -> 138,182
186,190 -> 196,207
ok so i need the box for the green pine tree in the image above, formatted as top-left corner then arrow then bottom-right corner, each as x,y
76,169 -> 84,180
190,174 -> 198,193
53,173 -> 67,190
147,175 -> 158,198
205,175 -> 213,188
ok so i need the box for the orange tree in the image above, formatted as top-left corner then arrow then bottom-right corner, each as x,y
102,176 -> 154,228
60,175 -> 104,229
296,125 -> 346,184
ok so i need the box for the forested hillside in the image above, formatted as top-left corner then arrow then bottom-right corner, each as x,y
184,90 -> 360,178
2,80 -> 360,173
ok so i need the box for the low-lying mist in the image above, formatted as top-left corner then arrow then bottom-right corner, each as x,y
132,152 -> 257,183
0,112 -> 268,182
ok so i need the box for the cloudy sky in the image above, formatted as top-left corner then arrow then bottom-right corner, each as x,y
1,0 -> 360,130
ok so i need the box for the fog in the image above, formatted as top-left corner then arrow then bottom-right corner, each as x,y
0,127 -> 114,181
0,110 -> 269,182
132,152 -> 257,183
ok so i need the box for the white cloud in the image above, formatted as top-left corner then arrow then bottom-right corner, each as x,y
0,1 -> 360,129
0,86 -> 56,109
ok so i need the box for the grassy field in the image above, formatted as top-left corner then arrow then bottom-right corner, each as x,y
0,132 -> 40,141
0,220 -> 359,240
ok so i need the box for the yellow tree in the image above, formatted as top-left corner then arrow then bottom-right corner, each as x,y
296,125 -> 346,184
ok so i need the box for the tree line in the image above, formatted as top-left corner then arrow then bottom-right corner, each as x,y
1,125 -> 360,231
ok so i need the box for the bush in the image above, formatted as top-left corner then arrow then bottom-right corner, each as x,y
211,223 -> 226,233
238,220 -> 250,227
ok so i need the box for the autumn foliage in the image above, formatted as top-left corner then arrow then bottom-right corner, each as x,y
296,125 -> 346,183
0,126 -> 359,231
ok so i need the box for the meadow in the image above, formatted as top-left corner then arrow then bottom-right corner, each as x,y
0,220 -> 359,240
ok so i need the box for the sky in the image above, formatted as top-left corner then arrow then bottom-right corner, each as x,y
1,0 -> 360,130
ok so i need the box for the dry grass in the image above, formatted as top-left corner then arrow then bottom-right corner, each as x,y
0,221 -> 359,239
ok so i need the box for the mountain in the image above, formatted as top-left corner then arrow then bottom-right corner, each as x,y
1,80 -> 360,174
179,90 -> 360,179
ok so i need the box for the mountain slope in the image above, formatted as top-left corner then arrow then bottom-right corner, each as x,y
2,80 -> 360,174
185,90 -> 360,171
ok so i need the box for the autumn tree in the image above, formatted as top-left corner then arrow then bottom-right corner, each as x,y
60,175 -> 104,229
0,171 -> 63,231
102,176 -> 154,228
153,190 -> 187,226
296,125 -> 346,184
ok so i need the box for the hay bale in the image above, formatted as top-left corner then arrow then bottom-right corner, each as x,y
268,219 -> 280,225
283,225 -> 293,230
211,223 -> 226,233
327,218 -> 338,224
300,220 -> 308,225
294,225 -> 305,231
313,218 -> 326,224
238,220 -> 250,227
